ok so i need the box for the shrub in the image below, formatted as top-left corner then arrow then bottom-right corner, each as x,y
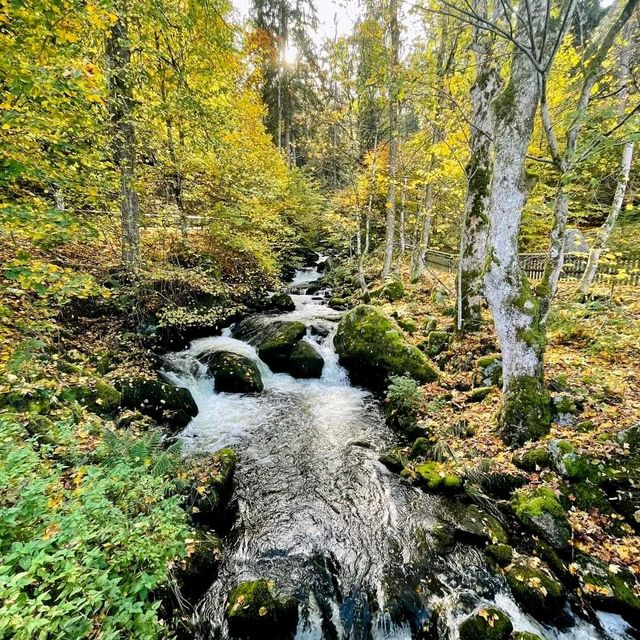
385,375 -> 423,430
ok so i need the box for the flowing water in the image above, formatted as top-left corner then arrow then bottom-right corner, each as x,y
163,264 -> 634,640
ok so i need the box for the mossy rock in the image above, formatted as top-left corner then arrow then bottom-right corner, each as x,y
334,305 -> 438,391
397,317 -> 418,334
477,354 -> 503,387
512,487 -> 571,551
415,462 -> 463,494
68,380 -> 122,416
477,468 -> 527,500
576,555 -> 640,623
468,386 -> 493,403
444,502 -> 508,545
24,415 -> 63,445
288,340 -> 324,379
257,321 -> 306,373
118,376 -> 198,432
379,451 -> 405,473
328,297 -> 347,310
505,556 -> 565,621
202,351 -> 263,394
510,633 -> 544,640
269,292 -> 295,312
459,608 -> 513,640
422,316 -> 437,334
226,579 -> 298,639
513,448 -> 551,472
371,277 -> 405,301
421,330 -> 450,357
182,448 -> 237,522
549,440 -> 592,481
552,394 -> 578,416
486,544 -> 513,566
175,529 -> 223,603
410,436 -> 432,459
616,424 -> 640,454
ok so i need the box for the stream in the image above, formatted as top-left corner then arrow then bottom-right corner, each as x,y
162,262 -> 634,640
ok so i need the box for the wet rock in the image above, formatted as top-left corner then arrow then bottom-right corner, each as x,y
486,544 -> 513,566
379,451 -> 405,473
504,556 -> 566,621
510,632 -> 544,640
444,502 -> 508,545
305,282 -> 326,295
511,487 -> 571,551
269,292 -> 295,312
309,323 -> 330,338
459,607 -> 513,640
575,554 -> 640,623
182,448 -> 237,523
118,376 -> 198,433
288,340 -> 324,379
415,462 -> 463,494
225,579 -> 298,639
201,351 -> 263,394
328,297 -> 347,310
257,321 -> 306,373
334,305 -> 438,390
175,528 -> 223,603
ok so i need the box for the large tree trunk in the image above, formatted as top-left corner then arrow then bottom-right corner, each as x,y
483,0 -> 552,445
106,11 -> 140,270
381,0 -> 399,279
456,0 -> 499,333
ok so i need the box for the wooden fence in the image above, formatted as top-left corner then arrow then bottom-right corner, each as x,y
425,249 -> 640,286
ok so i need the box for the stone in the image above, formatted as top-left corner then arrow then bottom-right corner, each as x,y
468,386 -> 493,403
397,317 -> 418,334
486,544 -> 513,566
226,579 -> 298,639
444,502 -> 508,545
288,340 -> 324,379
505,556 -> 566,621
257,321 -> 306,373
371,277 -> 405,301
118,376 -> 198,433
269,292 -> 295,312
175,529 -> 223,603
334,305 -> 438,391
477,354 -> 503,387
328,297 -> 347,310
511,487 -> 571,551
201,351 -> 263,394
459,608 -> 513,640
415,462 -> 463,494
513,448 -> 551,472
421,330 -> 450,357
422,316 -> 437,334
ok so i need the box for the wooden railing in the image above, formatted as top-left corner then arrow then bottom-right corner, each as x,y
425,250 -> 640,286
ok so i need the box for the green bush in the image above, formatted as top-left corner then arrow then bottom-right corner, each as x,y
0,418 -> 189,640
385,375 -> 423,430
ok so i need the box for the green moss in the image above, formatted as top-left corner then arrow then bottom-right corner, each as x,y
512,487 -> 571,550
334,306 -> 438,390
505,557 -> 565,620
257,321 -> 306,373
513,447 -> 551,471
328,297 -> 347,309
379,451 -> 405,472
552,394 -> 578,415
500,375 -> 552,446
270,292 -> 295,311
469,386 -> 493,402
450,503 -> 508,545
477,354 -> 500,369
410,437 -> 432,459
486,543 -> 513,566
459,607 -> 513,640
397,317 -> 418,334
422,315 -> 437,333
289,340 -> 324,378
422,330 -> 450,357
511,632 -> 544,640
204,351 -> 263,393
374,277 -> 404,301
415,462 -> 462,493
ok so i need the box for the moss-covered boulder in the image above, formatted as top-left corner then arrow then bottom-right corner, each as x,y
379,450 -> 405,473
410,436 -> 432,459
468,386 -> 493,403
420,330 -> 450,357
445,502 -> 508,545
371,277 -> 405,301
269,292 -> 295,312
226,579 -> 298,639
69,379 -> 122,416
415,462 -> 463,494
397,317 -> 418,334
118,376 -> 198,433
505,556 -> 566,621
576,555 -> 640,623
549,440 -> 592,481
459,608 -> 513,640
175,529 -> 223,603
511,487 -> 571,551
182,448 -> 237,523
288,340 -> 324,378
328,297 -> 347,310
334,305 -> 438,390
513,447 -> 551,472
510,633 -> 544,640
202,351 -> 263,394
257,321 -> 306,373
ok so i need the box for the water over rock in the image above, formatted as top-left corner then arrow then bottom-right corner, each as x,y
200,351 -> 263,394
288,340 -> 324,378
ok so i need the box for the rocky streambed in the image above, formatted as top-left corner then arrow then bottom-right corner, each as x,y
159,261 -> 637,640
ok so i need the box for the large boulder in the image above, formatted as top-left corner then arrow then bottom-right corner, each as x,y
334,305 -> 438,390
258,321 -> 306,372
201,351 -> 263,394
118,376 -> 198,432
511,487 -> 571,551
288,340 -> 324,378
226,579 -> 298,639
459,608 -> 513,640
269,292 -> 296,312
371,277 -> 405,301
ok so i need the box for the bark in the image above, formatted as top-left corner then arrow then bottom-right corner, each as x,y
381,0 -> 399,279
411,182 -> 434,282
483,0 -> 553,445
578,25 -> 635,296
364,126 -> 379,255
106,10 -> 140,270
456,0 -> 499,333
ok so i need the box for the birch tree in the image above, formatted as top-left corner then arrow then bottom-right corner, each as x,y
456,0 -> 500,332
106,4 -> 140,270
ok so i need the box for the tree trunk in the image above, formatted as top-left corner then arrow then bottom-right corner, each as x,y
483,0 -> 552,445
106,10 -> 140,270
381,0 -> 399,279
411,183 -> 433,282
456,0 -> 499,332
364,126 -> 379,255
579,140 -> 634,294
